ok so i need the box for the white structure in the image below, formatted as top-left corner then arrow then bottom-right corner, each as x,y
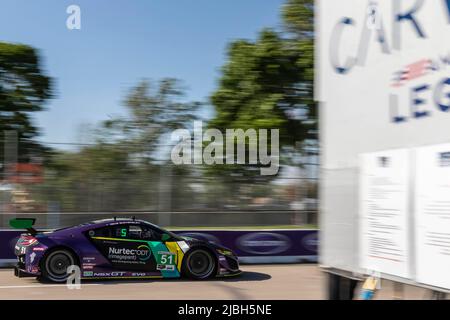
316,0 -> 450,294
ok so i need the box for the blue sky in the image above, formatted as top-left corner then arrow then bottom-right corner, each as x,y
0,0 -> 284,149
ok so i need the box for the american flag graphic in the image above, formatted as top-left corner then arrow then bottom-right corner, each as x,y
391,59 -> 431,87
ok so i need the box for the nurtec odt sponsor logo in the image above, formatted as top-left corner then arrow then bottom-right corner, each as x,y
237,232 -> 291,255
108,245 -> 151,262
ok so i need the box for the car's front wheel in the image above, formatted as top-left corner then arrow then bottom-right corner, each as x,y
182,248 -> 216,280
40,249 -> 77,283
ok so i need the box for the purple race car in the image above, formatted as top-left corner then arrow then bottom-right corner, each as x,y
11,217 -> 240,282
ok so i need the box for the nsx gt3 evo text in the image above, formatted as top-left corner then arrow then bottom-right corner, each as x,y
11,218 -> 241,282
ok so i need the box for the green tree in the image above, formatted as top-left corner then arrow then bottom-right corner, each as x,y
0,42 -> 53,165
100,78 -> 201,162
36,78 -> 201,212
35,145 -> 143,211
208,0 -> 315,179
282,0 -> 315,115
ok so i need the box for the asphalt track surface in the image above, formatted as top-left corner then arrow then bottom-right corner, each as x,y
0,264 -> 432,300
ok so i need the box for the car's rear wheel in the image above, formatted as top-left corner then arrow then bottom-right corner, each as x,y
182,248 -> 216,280
41,249 -> 77,283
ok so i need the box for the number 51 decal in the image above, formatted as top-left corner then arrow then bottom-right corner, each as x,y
156,251 -> 176,271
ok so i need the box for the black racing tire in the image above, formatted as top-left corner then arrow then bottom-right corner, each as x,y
40,249 -> 77,283
182,248 -> 217,280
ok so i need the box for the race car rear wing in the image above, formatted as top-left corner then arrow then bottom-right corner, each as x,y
9,218 -> 38,236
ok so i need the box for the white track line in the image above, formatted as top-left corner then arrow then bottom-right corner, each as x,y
0,283 -> 101,289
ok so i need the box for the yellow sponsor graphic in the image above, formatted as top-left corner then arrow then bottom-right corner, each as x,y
165,241 -> 184,272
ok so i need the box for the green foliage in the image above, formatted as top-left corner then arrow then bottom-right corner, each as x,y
100,78 -> 201,161
35,145 -> 157,211
0,42 -> 53,162
208,0 -> 316,179
35,79 -> 201,211
32,1 -> 317,212
282,0 -> 314,38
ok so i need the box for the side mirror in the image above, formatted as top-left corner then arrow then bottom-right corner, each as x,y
161,234 -> 171,242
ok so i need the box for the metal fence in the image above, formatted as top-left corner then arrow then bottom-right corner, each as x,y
1,135 -> 319,227
0,210 -> 317,229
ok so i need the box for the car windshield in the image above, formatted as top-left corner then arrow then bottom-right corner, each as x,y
146,223 -> 183,241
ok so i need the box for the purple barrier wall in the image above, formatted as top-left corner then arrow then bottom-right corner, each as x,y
175,230 -> 318,263
0,229 -> 318,264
